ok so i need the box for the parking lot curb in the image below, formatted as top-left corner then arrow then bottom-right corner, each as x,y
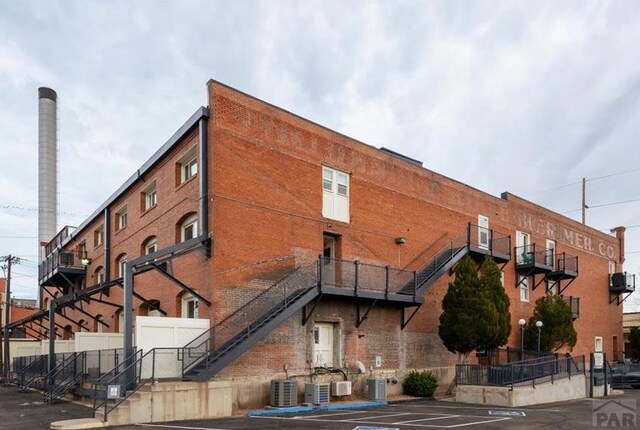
246,401 -> 388,417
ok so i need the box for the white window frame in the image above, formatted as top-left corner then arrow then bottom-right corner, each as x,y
178,146 -> 198,184
322,166 -> 350,223
181,214 -> 198,242
117,255 -> 127,278
95,226 -> 104,246
181,295 -> 199,319
96,267 -> 105,284
142,182 -> 157,211
519,275 -> 529,302
609,261 -> 616,274
595,336 -> 603,352
144,237 -> 157,255
516,231 -> 531,264
96,316 -> 104,333
116,206 -> 128,230
545,239 -> 555,267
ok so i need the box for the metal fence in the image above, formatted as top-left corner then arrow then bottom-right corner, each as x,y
457,354 -> 585,389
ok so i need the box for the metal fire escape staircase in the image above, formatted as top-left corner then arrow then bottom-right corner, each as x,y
181,224 -> 511,382
181,263 -> 320,382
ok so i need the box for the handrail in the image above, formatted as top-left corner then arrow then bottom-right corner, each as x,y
92,348 -> 181,422
181,261 -> 317,375
92,348 -> 143,420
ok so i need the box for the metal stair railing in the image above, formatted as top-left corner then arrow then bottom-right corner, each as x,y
92,347 -> 181,422
17,353 -> 62,392
409,226 -> 469,294
44,351 -> 85,403
181,262 -> 318,376
191,285 -> 316,376
92,348 -> 142,420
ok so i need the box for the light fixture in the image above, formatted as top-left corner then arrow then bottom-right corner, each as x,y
81,257 -> 92,266
395,237 -> 407,245
518,319 -> 526,327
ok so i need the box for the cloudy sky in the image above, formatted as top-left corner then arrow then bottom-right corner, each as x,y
1,1 -> 640,310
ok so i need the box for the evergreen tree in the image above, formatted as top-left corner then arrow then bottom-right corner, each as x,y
628,327 -> 640,360
438,255 -> 499,363
479,255 -> 511,350
523,295 -> 577,352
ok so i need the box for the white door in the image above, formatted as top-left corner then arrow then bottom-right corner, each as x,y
545,239 -> 555,267
478,215 -> 489,249
322,235 -> 336,286
313,323 -> 334,367
516,231 -> 530,264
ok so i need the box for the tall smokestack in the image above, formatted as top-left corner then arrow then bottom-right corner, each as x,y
38,87 -> 57,262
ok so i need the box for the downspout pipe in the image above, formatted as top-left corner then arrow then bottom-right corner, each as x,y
198,116 -> 210,256
104,207 -> 111,282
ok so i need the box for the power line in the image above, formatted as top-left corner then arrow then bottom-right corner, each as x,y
523,168 -> 640,197
562,197 -> 640,214
0,205 -> 87,217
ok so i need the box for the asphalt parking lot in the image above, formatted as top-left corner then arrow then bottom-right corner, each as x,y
128,391 -> 640,430
2,384 -> 640,429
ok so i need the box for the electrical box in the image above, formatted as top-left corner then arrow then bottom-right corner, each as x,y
304,382 -> 330,404
331,381 -> 352,396
270,380 -> 297,407
375,356 -> 382,368
367,378 -> 387,400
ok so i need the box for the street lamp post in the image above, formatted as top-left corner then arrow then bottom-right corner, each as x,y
519,318 -> 526,360
536,320 -> 543,352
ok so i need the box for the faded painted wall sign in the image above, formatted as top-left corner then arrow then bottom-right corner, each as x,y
516,210 -> 616,259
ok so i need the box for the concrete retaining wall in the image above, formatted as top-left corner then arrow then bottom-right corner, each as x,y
456,374 -> 587,407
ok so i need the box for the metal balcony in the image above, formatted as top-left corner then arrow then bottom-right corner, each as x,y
467,223 -> 511,264
514,244 -> 553,275
39,249 -> 86,290
610,272 -> 635,294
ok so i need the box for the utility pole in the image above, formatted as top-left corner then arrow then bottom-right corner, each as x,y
582,177 -> 586,225
1,255 -> 20,379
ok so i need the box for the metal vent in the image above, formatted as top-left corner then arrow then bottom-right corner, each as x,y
331,381 -> 352,396
270,380 -> 297,407
304,382 -> 330,404
367,378 -> 387,400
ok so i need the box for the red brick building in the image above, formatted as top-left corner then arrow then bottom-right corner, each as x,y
36,80 -> 631,402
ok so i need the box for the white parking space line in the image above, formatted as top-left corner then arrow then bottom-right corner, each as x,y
136,424 -> 230,430
394,415 -> 460,424
393,403 -> 560,413
342,412 -> 414,421
445,417 -> 512,428
293,410 -> 376,418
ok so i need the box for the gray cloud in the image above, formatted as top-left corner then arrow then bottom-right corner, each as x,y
1,0 -> 640,308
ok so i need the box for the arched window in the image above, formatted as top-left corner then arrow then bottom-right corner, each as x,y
115,309 -> 124,333
63,325 -> 73,340
43,297 -> 49,310
94,266 -> 105,284
94,315 -> 104,333
116,253 -> 128,278
142,236 -> 157,255
179,293 -> 199,319
177,213 -> 198,243
139,299 -> 162,317
78,319 -> 88,333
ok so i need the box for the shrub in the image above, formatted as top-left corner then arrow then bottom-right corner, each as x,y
402,370 -> 438,397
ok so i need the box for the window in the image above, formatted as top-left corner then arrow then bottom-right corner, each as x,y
609,261 -> 616,274
546,280 -> 558,295
78,319 -> 88,333
519,276 -> 529,302
94,225 -> 104,247
141,182 -> 157,211
545,239 -> 555,267
116,206 -> 128,230
500,271 -> 505,287
78,241 -> 87,259
595,336 -> 603,352
95,266 -> 105,284
322,166 -> 349,223
143,236 -> 157,255
95,315 -> 104,333
181,295 -> 199,319
116,254 -> 127,278
180,213 -> 198,242
516,231 -> 530,264
177,146 -> 198,185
